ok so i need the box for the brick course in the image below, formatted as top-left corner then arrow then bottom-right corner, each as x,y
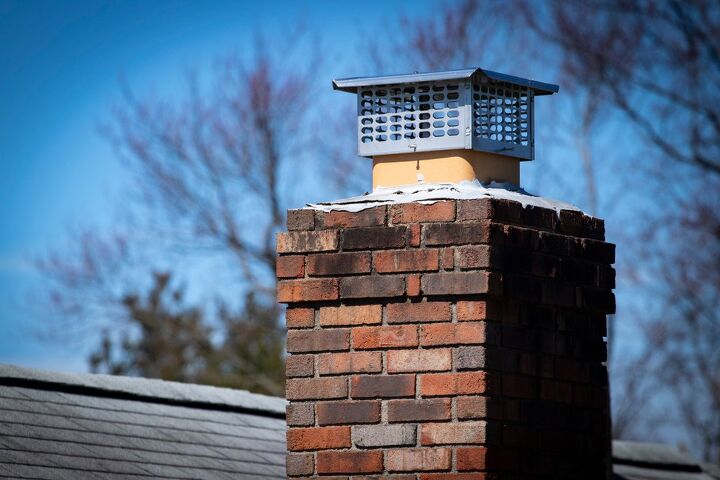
279,197 -> 613,478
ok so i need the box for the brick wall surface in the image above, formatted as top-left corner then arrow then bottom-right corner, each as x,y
278,198 -> 614,480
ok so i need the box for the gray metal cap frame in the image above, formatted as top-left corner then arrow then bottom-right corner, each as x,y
333,68 -> 558,160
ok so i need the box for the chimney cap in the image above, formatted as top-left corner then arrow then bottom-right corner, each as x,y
333,67 -> 559,96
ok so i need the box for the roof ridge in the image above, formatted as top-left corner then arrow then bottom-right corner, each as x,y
0,363 -> 286,418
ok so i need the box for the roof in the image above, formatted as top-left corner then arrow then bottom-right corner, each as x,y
1,363 -> 718,480
0,364 -> 287,479
332,67 -> 559,95
613,440 -> 720,480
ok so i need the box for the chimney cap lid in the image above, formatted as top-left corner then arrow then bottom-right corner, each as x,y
333,67 -> 559,95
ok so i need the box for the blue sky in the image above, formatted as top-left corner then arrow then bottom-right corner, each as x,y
0,0 -> 444,370
0,0 -> 641,373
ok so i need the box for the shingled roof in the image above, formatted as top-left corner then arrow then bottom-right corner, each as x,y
0,364 -> 286,479
0,364 -> 717,479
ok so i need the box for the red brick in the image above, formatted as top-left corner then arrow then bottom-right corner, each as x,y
456,447 -> 519,471
441,247 -> 454,270
286,377 -> 348,400
278,279 -> 339,303
319,305 -> 382,326
386,301 -> 451,324
307,252 -> 371,276
286,355 -> 314,377
408,224 -> 421,247
318,352 -> 382,375
277,230 -> 338,253
317,400 -> 381,425
318,206 -> 386,228
420,322 -> 486,346
342,226 -> 406,250
456,301 -> 502,322
286,452 -> 314,476
422,272 -> 500,296
351,374 -> 415,398
421,421 -> 485,445
386,448 -> 451,472
390,201 -> 456,224
286,403 -> 314,426
286,308 -> 315,328
287,426 -> 350,451
387,349 -> 452,373
424,222 -> 502,246
287,329 -> 349,353
387,399 -> 451,422
374,249 -> 439,273
276,255 -> 305,278
287,209 -> 315,231
340,276 -> 405,299
317,450 -> 383,474
456,396 -> 502,420
406,274 -> 421,297
420,372 -> 487,396
352,325 -> 418,350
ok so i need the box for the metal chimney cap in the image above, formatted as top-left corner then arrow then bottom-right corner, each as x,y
332,67 -> 559,96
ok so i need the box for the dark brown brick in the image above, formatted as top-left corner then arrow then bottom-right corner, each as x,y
287,403 -> 315,426
287,329 -> 349,353
342,226 -> 407,250
317,206 -> 386,229
286,453 -> 314,476
390,201 -> 455,224
457,198 -> 494,221
424,221 -> 504,246
286,355 -> 314,377
387,399 -> 451,422
278,279 -> 339,303
422,271 -> 501,296
317,400 -> 381,425
340,275 -> 405,299
455,346 -> 486,370
287,209 -> 315,231
351,374 -> 415,398
307,252 -> 371,276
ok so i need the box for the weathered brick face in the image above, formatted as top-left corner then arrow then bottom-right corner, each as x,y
279,198 -> 614,479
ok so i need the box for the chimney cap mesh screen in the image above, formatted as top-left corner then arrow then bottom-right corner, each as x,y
334,68 -> 558,160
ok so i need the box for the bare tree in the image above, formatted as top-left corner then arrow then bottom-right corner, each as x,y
36,32 -> 321,394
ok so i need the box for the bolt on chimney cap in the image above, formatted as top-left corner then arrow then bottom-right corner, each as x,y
333,67 -> 559,96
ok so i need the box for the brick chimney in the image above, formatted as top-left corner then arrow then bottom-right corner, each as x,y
278,67 -> 613,479
278,199 -> 614,478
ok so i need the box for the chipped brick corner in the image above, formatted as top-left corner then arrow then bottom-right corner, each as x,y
279,198 -> 614,479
